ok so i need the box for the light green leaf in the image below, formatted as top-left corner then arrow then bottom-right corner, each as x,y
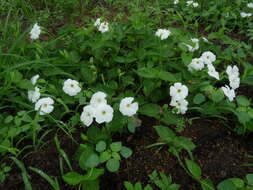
185,159 -> 201,179
63,172 -> 83,185
110,142 -> 122,152
96,141 -> 106,153
106,158 -> 120,172
120,146 -> 133,159
193,93 -> 206,104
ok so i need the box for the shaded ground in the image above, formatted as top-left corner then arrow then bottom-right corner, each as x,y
102,118 -> 253,190
2,117 -> 253,190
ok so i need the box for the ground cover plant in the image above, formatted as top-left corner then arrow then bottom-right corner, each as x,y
1,0 -> 253,189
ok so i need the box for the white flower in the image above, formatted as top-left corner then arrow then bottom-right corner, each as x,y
174,0 -> 179,4
184,38 -> 199,52
226,65 -> 239,78
221,85 -> 235,102
186,0 -> 198,7
202,37 -> 209,43
170,99 -> 188,114
30,23 -> 41,40
90,91 -> 107,107
207,64 -> 219,80
170,82 -> 188,101
35,97 -> 54,115
201,51 -> 216,65
192,2 -> 199,7
155,29 -> 171,40
229,77 -> 240,90
247,3 -> 253,8
188,58 -> 205,71
94,18 -> 101,27
94,104 -> 114,124
98,22 -> 109,33
62,79 -> 81,96
226,65 -> 240,89
119,97 -> 139,117
241,12 -> 252,18
28,87 -> 40,103
186,0 -> 194,6
31,74 -> 40,85
80,105 -> 95,127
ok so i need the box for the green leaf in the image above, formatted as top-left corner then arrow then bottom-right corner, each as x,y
82,168 -> 104,181
10,155 -> 28,188
174,137 -> 196,152
21,172 -> 33,190
144,185 -> 153,190
29,167 -> 60,190
81,179 -> 99,190
87,126 -> 109,143
120,146 -> 133,159
193,93 -> 206,104
153,125 -> 175,141
4,115 -> 13,124
79,147 -> 99,169
96,141 -> 106,153
185,159 -> 201,179
217,179 -> 237,190
136,68 -> 157,78
63,172 -> 83,185
139,104 -> 161,119
85,154 -> 100,168
18,79 -> 34,90
81,65 -> 97,84
110,142 -> 122,152
124,181 -> 134,190
99,151 -> 111,163
112,152 -> 121,160
200,179 -> 215,190
229,178 -> 244,188
246,174 -> 253,186
210,89 -> 224,103
106,158 -> 120,172
236,96 -> 250,107
236,111 -> 251,125
158,71 -> 177,82
134,182 -> 142,190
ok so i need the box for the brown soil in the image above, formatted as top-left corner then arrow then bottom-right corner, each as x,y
102,118 -> 253,190
2,118 -> 253,190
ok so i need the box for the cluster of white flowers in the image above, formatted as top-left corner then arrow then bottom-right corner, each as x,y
94,18 -> 109,33
184,38 -> 199,52
248,2 -> 253,8
188,51 -> 219,80
81,92 -> 113,126
221,65 -> 240,102
30,23 -> 41,40
27,75 -> 55,115
81,92 -> 138,127
62,79 -> 81,96
169,83 -> 189,114
226,65 -> 240,90
186,0 -> 199,7
155,29 -> 171,40
28,75 -> 41,103
240,12 -> 252,18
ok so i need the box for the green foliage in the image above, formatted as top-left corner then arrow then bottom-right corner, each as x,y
149,170 -> 180,190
